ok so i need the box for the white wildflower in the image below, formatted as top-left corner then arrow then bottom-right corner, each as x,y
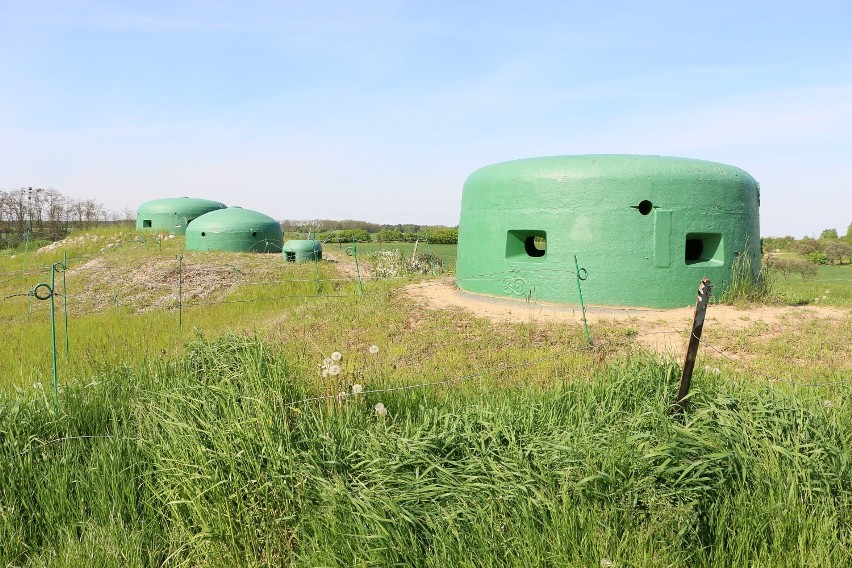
329,365 -> 341,376
336,391 -> 347,402
351,384 -> 364,395
331,351 -> 342,362
32,382 -> 43,390
374,402 -> 387,416
369,345 -> 379,354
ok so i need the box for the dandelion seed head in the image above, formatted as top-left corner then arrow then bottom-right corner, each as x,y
600,559 -> 614,568
329,365 -> 341,376
824,400 -> 835,409
323,358 -> 332,366
337,391 -> 347,402
321,369 -> 329,378
352,383 -> 364,395
331,351 -> 343,362
374,402 -> 387,416
369,345 -> 379,354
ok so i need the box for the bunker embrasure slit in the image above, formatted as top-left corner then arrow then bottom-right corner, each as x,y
142,220 -> 152,228
685,233 -> 724,266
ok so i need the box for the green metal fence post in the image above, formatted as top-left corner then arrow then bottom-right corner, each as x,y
62,251 -> 69,364
574,255 -> 591,346
177,253 -> 184,329
352,240 -> 364,295
314,255 -> 322,295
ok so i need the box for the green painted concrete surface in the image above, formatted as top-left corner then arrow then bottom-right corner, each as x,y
185,207 -> 283,253
136,197 -> 226,235
456,155 -> 760,308
283,240 -> 322,262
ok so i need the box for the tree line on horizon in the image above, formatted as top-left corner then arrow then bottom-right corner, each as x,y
763,224 -> 852,280
0,187 -> 133,248
282,219 -> 459,244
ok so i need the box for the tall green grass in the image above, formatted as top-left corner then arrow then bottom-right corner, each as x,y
718,247 -> 777,306
2,335 -> 850,566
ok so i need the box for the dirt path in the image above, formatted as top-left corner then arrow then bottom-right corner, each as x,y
402,278 -> 851,355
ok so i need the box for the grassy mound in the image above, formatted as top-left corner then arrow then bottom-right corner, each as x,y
2,335 -> 850,567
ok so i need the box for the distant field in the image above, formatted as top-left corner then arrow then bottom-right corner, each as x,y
774,264 -> 852,306
327,241 -> 458,271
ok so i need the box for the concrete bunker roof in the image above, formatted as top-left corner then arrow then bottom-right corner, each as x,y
282,239 -> 322,252
467,155 -> 755,187
188,207 -> 280,230
137,197 -> 227,214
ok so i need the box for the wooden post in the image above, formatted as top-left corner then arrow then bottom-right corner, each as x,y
673,278 -> 712,413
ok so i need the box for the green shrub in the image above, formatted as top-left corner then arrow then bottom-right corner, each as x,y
807,252 -> 829,265
765,255 -> 818,281
367,249 -> 444,277
427,227 -> 458,244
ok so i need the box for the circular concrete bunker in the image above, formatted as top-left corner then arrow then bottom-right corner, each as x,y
282,240 -> 322,262
456,155 -> 760,308
185,207 -> 283,253
136,197 -> 226,234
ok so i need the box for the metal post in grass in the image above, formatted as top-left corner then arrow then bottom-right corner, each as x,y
22,228 -> 30,272
30,260 -> 65,412
314,255 -> 322,295
574,255 -> 591,346
62,251 -> 69,364
177,253 -> 184,329
673,277 -> 712,414
346,240 -> 364,295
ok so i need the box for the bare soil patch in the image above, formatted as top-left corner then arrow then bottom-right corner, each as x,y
70,253 -> 286,312
402,278 -> 851,355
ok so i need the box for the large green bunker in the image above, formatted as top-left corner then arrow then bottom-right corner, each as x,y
136,197 -> 226,234
456,155 -> 760,308
185,207 -> 283,253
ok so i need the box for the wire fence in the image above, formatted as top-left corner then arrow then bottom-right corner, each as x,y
3,243 -> 850,404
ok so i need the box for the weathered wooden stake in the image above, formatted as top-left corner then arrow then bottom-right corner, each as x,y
673,277 -> 712,413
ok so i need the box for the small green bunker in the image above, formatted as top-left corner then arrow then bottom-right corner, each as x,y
136,197 -> 226,234
456,155 -> 760,308
282,240 -> 322,262
185,207 -> 283,253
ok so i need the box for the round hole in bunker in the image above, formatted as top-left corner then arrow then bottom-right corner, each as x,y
251,231 -> 257,237
201,232 -> 206,237
524,235 -> 546,257
638,200 -> 653,215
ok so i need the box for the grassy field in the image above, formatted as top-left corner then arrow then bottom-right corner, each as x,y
329,241 -> 458,271
1,229 -> 851,566
773,264 -> 852,306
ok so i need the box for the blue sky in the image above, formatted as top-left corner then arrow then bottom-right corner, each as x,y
1,0 -> 849,237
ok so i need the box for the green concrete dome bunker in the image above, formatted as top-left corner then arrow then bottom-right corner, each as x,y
282,240 -> 322,262
185,207 -> 283,253
456,155 -> 760,309
136,197 -> 226,234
